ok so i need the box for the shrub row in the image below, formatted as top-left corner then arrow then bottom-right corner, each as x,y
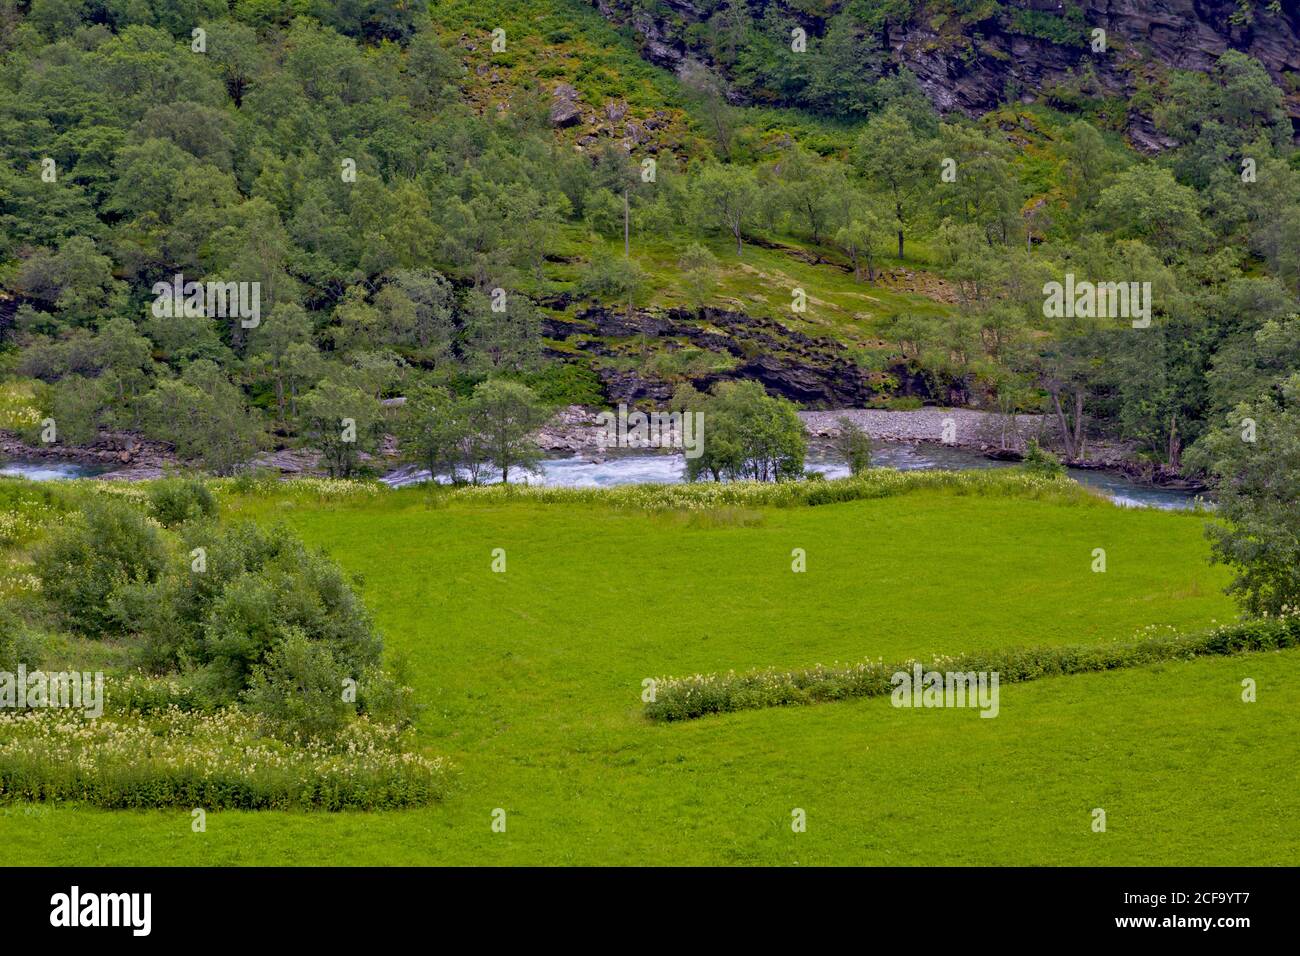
212,474 -> 384,501
0,707 -> 450,811
438,469 -> 1110,511
47,466 -> 1120,516
644,616 -> 1300,721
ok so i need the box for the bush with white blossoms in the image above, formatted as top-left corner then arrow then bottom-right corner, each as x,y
0,380 -> 42,432
0,477 -> 431,811
0,707 -> 451,810
439,469 -> 1116,512
211,475 -> 384,503
0,484 -> 65,546
645,615 -> 1300,721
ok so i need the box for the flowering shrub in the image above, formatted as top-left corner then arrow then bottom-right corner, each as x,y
108,672 -> 209,715
77,482 -> 149,503
0,560 -> 41,599
439,469 -> 1105,512
0,707 -> 451,810
645,615 -> 1300,721
0,479 -> 428,811
212,476 -> 384,503
0,484 -> 64,546
0,379 -> 42,432
0,509 -> 50,546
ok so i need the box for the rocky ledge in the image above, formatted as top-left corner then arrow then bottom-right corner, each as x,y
544,305 -> 939,408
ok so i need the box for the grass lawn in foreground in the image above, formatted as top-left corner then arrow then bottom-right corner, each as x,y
5,486 -> 1293,865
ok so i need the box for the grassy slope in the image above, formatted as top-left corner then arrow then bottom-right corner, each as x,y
7,486 -> 1295,865
430,0 -> 958,376
428,0 -> 691,115
547,230 -> 948,343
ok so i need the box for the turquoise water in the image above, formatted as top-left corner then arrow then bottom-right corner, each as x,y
382,442 -> 1206,510
0,459 -> 105,481
2,445 -> 1204,510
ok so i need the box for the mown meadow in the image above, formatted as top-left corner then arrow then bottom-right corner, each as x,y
2,473 -> 1295,865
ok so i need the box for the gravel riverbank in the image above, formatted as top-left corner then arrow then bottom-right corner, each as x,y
3,405 -> 1195,489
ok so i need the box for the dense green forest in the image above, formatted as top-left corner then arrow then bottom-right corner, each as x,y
0,0 -> 1298,488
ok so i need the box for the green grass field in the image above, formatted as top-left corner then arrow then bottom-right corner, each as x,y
4,482 -> 1296,865
550,229 -> 950,342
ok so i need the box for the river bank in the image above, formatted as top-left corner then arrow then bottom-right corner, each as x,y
1,404 -> 1206,496
537,405 -> 1204,492
377,441 -> 1205,510
799,408 -> 1205,492
0,431 -> 160,478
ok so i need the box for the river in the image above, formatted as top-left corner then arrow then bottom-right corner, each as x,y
1,443 -> 1203,510
381,442 -> 1206,510
0,459 -> 111,482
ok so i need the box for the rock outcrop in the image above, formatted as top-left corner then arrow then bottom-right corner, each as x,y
589,0 -> 1300,145
549,82 -> 583,127
544,305 -> 928,407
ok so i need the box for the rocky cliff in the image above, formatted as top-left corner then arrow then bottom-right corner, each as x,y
543,304 -> 948,408
592,0 -> 1300,147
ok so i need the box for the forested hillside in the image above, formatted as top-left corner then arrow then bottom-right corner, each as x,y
1,0 -> 1298,485
591,0 -> 1300,144
4,1 -> 1300,881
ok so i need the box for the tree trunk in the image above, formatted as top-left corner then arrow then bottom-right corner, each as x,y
1050,391 -> 1076,459
1072,391 -> 1086,460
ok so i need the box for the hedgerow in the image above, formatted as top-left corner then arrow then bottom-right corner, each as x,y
437,468 -> 1110,511
644,615 -> 1300,721
0,479 -> 434,810
0,708 -> 450,811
